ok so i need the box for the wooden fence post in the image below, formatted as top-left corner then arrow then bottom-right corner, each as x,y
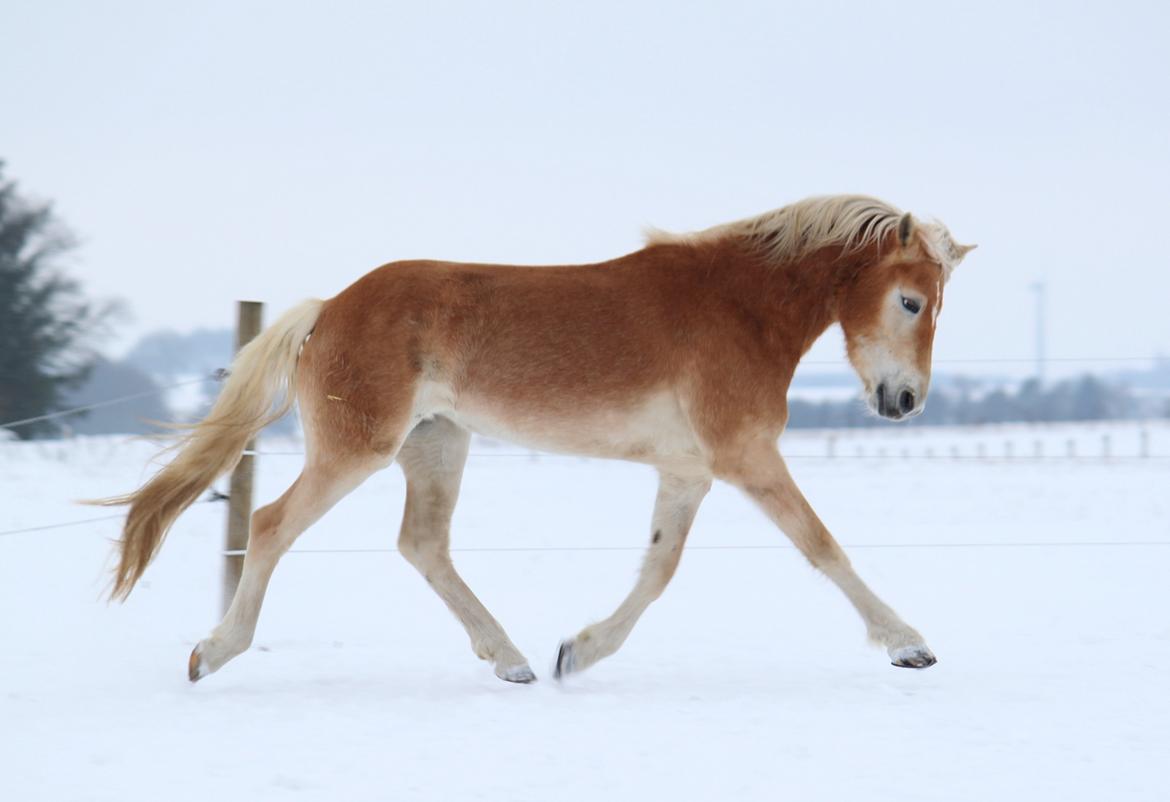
223,301 -> 263,616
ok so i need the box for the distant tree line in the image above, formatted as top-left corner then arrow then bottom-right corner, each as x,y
787,376 -> 1143,428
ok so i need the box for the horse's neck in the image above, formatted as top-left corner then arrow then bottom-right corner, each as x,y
714,241 -> 849,360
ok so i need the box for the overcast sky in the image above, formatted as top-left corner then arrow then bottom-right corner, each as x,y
3,1 -> 1167,376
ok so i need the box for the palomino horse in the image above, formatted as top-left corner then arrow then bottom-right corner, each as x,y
102,194 -> 974,684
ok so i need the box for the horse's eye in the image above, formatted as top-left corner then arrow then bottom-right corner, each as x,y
901,296 -> 922,315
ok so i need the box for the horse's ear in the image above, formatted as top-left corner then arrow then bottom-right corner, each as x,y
897,212 -> 915,247
954,242 -> 978,262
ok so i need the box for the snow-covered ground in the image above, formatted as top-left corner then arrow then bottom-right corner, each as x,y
2,424 -> 1168,801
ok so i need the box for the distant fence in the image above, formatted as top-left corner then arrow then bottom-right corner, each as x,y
806,424 -> 1162,462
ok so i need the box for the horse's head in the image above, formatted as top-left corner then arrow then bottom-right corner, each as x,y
839,213 -> 975,420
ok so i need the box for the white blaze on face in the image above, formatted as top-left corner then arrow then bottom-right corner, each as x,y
931,278 -> 941,328
849,286 -> 930,415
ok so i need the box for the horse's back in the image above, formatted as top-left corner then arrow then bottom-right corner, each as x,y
318,252 -> 692,389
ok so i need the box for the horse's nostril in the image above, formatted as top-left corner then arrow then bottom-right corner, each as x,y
875,383 -> 888,416
898,389 -> 915,415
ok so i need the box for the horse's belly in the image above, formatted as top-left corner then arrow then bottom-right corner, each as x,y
427,385 -> 705,469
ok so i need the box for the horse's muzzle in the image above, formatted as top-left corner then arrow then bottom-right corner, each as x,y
874,382 -> 919,420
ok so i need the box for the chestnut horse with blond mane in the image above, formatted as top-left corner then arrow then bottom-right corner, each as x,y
101,194 -> 974,684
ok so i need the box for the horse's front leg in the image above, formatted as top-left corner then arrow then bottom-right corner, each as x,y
719,441 -> 936,668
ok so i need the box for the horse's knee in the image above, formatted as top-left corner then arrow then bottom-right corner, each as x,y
398,478 -> 458,566
249,502 -> 284,544
251,503 -> 279,531
647,554 -> 684,595
397,529 -> 423,566
398,526 -> 448,572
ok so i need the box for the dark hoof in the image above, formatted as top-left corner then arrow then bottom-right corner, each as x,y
553,640 -> 575,680
890,646 -> 938,669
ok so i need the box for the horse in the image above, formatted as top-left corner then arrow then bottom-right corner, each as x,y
99,194 -> 974,684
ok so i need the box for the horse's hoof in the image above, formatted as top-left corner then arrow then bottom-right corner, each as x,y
188,646 -> 207,683
890,645 -> 938,669
553,640 -> 575,680
497,663 -> 537,684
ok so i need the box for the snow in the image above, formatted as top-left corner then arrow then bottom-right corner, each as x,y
2,425 -> 1168,801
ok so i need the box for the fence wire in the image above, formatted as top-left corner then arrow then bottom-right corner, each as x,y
221,539 -> 1170,557
0,495 -> 226,538
0,372 -> 222,431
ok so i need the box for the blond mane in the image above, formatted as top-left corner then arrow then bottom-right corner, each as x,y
645,194 -> 967,279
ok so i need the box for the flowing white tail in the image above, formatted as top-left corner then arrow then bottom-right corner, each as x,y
96,299 -> 322,600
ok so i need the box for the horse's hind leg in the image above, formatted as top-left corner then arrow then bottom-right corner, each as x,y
188,454 -> 384,681
554,471 -> 711,678
396,417 -> 534,683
